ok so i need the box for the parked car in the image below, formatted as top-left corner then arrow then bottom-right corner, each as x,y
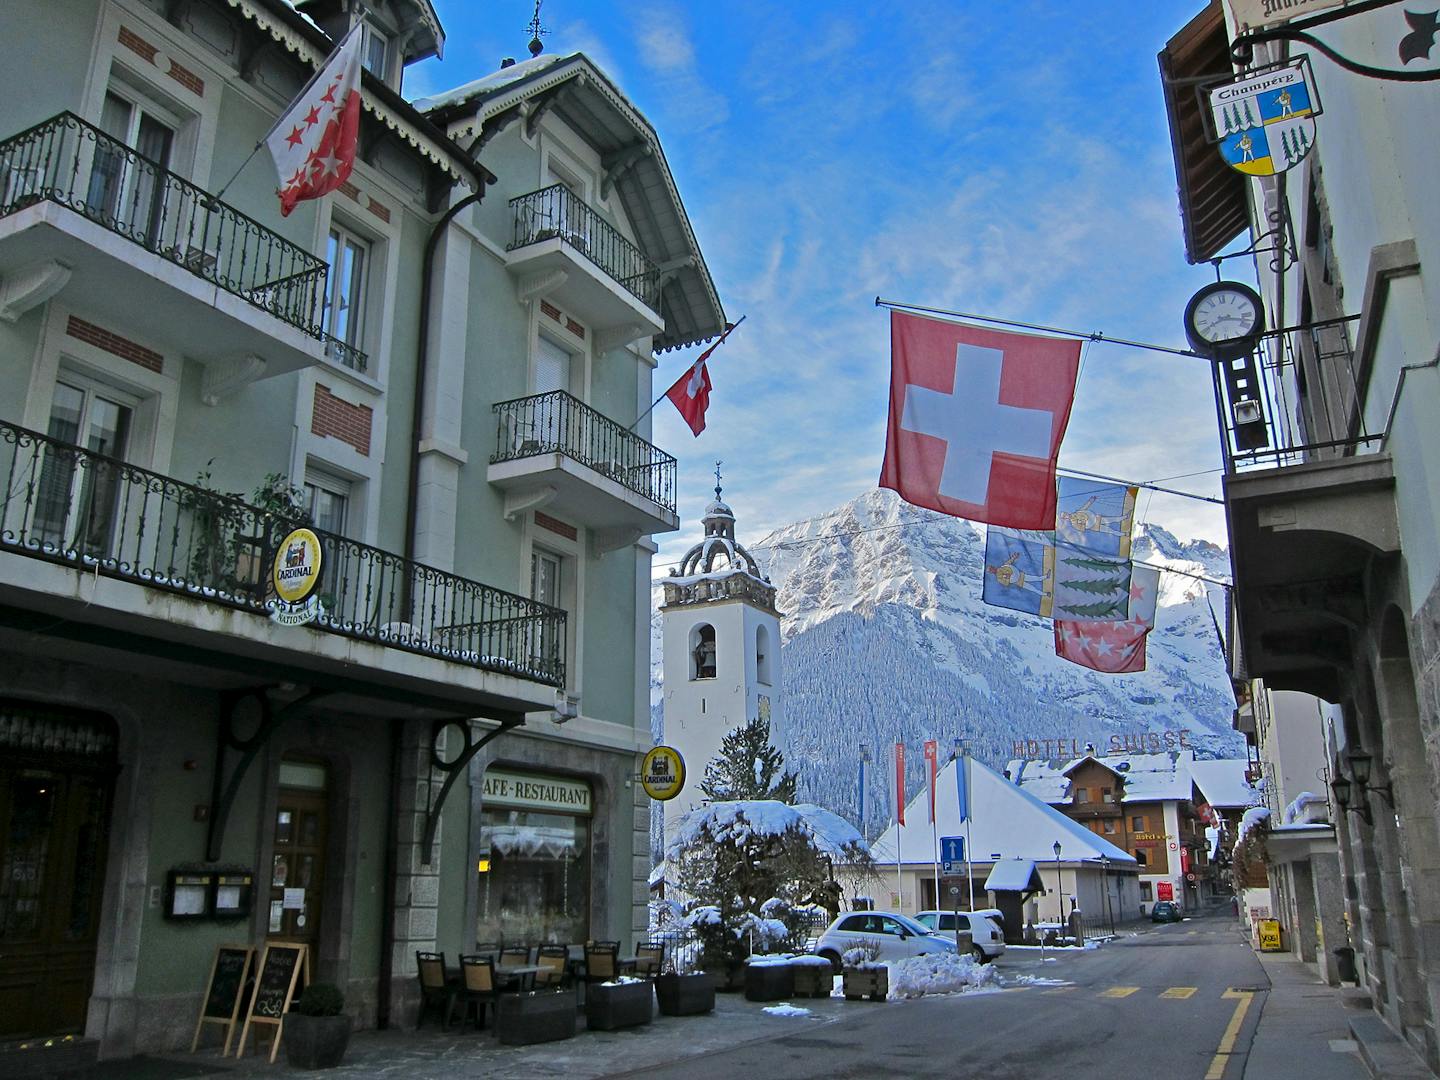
913,910 -> 1006,962
1150,900 -> 1184,923
814,910 -> 958,971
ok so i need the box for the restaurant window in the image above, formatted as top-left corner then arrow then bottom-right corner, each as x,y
476,769 -> 591,945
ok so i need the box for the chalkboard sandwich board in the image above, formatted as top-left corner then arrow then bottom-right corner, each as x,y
237,941 -> 308,1063
191,945 -> 254,1056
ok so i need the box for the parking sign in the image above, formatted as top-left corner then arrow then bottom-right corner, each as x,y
941,836 -> 964,873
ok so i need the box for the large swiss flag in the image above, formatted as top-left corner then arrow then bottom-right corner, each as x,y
880,312 -> 1080,529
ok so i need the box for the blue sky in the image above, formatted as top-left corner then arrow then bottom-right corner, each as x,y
409,1 -> 1233,568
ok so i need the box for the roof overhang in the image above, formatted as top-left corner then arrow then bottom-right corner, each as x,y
422,54 -> 727,352
1158,2 -> 1251,263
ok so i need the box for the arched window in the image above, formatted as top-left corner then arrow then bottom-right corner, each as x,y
690,624 -> 717,680
755,625 -> 772,685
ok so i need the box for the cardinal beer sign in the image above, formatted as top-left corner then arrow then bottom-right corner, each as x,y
1208,59 -> 1321,176
270,528 -> 324,626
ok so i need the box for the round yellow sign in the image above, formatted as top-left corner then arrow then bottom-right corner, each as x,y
272,528 -> 324,604
640,746 -> 685,801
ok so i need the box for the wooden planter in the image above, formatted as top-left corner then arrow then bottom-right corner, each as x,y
841,967 -> 888,1002
704,961 -> 746,993
283,1013 -> 351,1070
655,972 -> 715,1016
497,991 -> 577,1045
584,981 -> 654,1031
790,962 -> 832,998
743,962 -> 795,1002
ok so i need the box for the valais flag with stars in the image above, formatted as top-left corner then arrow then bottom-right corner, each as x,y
881,311 -> 1081,529
265,27 -> 362,217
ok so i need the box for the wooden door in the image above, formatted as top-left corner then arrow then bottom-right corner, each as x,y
0,763 -> 113,1037
267,786 -> 327,951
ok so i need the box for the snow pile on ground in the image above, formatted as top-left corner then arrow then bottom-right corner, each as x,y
762,1003 -> 813,1017
887,953 -> 1000,999
1007,975 -> 1071,987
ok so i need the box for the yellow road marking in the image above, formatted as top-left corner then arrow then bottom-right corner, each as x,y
1042,986 -> 1078,994
1161,986 -> 1198,999
1100,986 -> 1140,998
1205,988 -> 1256,1080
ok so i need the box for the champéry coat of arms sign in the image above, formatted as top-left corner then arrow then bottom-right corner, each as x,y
1207,58 -> 1322,176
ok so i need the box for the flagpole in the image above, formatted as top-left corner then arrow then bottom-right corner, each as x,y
629,315 -> 744,432
875,296 -> 1200,360
964,752 -> 975,910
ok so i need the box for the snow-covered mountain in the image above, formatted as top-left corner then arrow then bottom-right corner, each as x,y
651,489 -> 1241,830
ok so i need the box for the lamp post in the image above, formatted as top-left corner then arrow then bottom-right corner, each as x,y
1053,840 -> 1063,927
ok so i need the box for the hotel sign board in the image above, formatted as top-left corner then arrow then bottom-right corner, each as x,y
1011,730 -> 1193,760
1226,0 -> 1344,32
482,769 -> 592,816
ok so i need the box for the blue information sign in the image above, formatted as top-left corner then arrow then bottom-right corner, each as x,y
941,836 -> 965,873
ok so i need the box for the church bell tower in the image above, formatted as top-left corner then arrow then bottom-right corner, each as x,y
660,470 -> 783,829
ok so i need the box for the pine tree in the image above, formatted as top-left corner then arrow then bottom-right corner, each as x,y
701,715 -> 799,803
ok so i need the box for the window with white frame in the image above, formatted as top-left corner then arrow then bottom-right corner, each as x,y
304,469 -> 351,536
322,223 -> 368,351
35,375 -> 139,554
361,22 -> 392,81
90,89 -> 177,241
530,547 -> 566,671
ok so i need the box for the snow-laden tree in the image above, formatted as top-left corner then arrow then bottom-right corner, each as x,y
700,714 -> 798,803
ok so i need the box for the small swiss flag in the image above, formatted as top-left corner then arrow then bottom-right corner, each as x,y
881,312 -> 1080,529
664,319 -> 740,436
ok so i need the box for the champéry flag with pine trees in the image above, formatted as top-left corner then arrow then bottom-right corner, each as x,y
264,26 -> 362,217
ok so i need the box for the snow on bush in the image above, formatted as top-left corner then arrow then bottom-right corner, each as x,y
887,952 -> 999,999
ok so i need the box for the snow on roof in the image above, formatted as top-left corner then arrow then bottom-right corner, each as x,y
665,800 -> 867,861
869,758 -> 1136,867
1191,759 -> 1261,809
412,53 -> 574,113
984,860 -> 1042,892
1007,749 -> 1199,804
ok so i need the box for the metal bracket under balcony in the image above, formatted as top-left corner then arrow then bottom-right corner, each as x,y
506,184 -> 663,343
488,390 -> 678,537
0,113 -> 363,379
1225,453 -> 1398,698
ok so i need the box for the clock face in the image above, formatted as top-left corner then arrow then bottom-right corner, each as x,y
1191,288 -> 1259,344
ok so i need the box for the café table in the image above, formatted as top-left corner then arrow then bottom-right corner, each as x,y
494,963 -> 542,992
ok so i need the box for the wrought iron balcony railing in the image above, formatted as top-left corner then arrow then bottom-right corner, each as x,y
508,184 -> 660,309
490,390 -> 678,515
0,112 -> 367,373
0,419 -> 564,686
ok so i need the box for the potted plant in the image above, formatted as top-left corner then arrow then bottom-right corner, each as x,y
789,955 -> 834,998
840,940 -> 888,1002
284,983 -> 350,1070
655,960 -> 715,1016
743,955 -> 795,1001
584,976 -> 654,1031
497,990 -> 577,1045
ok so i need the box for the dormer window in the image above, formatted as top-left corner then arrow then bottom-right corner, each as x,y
362,22 -> 392,81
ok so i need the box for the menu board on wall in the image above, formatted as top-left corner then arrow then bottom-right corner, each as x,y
236,941 -> 308,1063
190,945 -> 254,1056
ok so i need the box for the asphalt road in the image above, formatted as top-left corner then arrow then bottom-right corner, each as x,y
622,909 -> 1301,1080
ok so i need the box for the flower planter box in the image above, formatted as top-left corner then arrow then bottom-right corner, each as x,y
744,961 -> 795,1002
655,972 -> 715,1016
789,960 -> 833,998
841,966 -> 888,1002
584,981 -> 654,1031
497,991 -> 577,1045
283,1013 -> 351,1070
704,961 -> 746,993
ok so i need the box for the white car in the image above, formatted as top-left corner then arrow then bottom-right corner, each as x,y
814,910 -> 958,971
913,909 -> 1006,962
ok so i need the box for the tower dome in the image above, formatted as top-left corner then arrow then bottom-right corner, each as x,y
663,467 -> 776,612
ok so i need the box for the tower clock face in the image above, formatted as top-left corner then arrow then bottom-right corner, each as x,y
1184,281 -> 1264,357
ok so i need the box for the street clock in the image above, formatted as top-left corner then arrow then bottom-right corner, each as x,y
1183,281 -> 1265,359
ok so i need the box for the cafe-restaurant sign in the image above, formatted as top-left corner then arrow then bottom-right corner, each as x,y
482,769 -> 592,816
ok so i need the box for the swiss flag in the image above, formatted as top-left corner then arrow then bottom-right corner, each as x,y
1054,619 -> 1150,674
664,320 -> 740,436
265,27 -> 363,217
881,312 -> 1080,529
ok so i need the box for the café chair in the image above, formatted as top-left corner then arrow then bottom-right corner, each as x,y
415,951 -> 456,1030
634,941 -> 664,977
451,955 -> 500,1031
474,940 -> 501,959
535,944 -> 570,989
583,943 -> 619,987
496,945 -> 532,991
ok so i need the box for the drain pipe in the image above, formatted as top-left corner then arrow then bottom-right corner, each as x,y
400,159 -> 495,612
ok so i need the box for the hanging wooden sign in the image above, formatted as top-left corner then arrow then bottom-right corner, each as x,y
236,941 -> 308,1063
190,944 -> 254,1056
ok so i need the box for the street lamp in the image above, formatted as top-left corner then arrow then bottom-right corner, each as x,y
1053,841 -> 1063,927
